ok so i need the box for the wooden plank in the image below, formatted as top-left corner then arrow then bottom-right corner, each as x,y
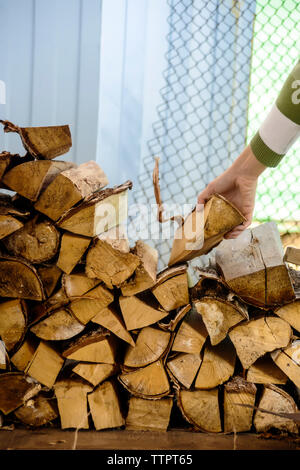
0,428 -> 298,450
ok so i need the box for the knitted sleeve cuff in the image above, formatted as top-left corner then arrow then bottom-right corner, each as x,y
250,131 -> 285,167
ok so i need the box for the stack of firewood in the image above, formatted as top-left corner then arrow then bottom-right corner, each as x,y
0,120 -> 299,435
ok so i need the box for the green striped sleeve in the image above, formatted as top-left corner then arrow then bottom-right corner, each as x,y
276,60 -> 300,124
250,59 -> 300,167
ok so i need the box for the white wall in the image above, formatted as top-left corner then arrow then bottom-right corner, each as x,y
96,0 -> 170,187
0,0 -> 170,184
0,0 -> 102,164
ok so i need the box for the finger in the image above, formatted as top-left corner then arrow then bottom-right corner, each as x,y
197,185 -> 214,205
224,220 -> 252,239
224,229 -> 243,239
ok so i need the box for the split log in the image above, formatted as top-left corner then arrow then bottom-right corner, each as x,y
215,223 -> 295,307
57,233 -> 91,274
3,216 -> 60,263
0,151 -> 17,180
0,215 -> 23,239
62,328 -> 118,364
119,294 -> 168,331
229,316 -> 292,369
0,199 -> 29,243
85,227 -> 140,288
271,340 -> 300,388
191,267 -> 231,299
284,246 -> 300,265
62,272 -> 100,298
30,287 -> 69,326
126,396 -> 173,431
123,327 -> 171,368
0,299 -> 27,352
14,394 -> 58,427
69,297 -> 113,325
0,373 -> 41,415
45,287 -> 69,307
195,339 -> 236,389
56,181 -> 132,237
223,376 -> 257,433
171,308 -> 208,354
30,308 -> 85,341
0,120 -> 72,160
92,305 -> 135,347
257,223 -> 296,305
73,363 -> 118,387
254,384 -> 298,434
158,304 -> 191,332
118,360 -> 171,399
151,265 -> 189,311
0,193 -> 31,217
166,353 -> 202,389
88,380 -> 125,430
2,160 -> 75,201
25,341 -> 64,388
10,337 -> 37,371
0,200 -> 29,227
194,296 -> 248,346
61,272 -> 101,299
54,379 -> 93,429
274,300 -> 300,333
37,265 -> 62,298
246,355 -> 288,385
0,256 -> 44,300
177,388 -> 221,433
120,241 -> 158,296
0,340 -> 7,370
216,229 -> 265,307
168,193 -> 245,266
290,267 -> 300,298
68,284 -> 114,324
0,360 -> 6,372
35,161 -> 108,221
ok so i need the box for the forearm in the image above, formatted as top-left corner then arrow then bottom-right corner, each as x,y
250,59 -> 300,167
230,145 -> 266,179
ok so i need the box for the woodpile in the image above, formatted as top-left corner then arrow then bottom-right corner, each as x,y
0,120 -> 299,436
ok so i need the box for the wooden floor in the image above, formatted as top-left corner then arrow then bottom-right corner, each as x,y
0,428 -> 299,450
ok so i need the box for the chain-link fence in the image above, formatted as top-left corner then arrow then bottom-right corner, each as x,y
131,0 -> 300,269
248,0 -> 300,243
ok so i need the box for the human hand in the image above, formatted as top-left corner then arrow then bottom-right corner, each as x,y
197,145 -> 267,238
